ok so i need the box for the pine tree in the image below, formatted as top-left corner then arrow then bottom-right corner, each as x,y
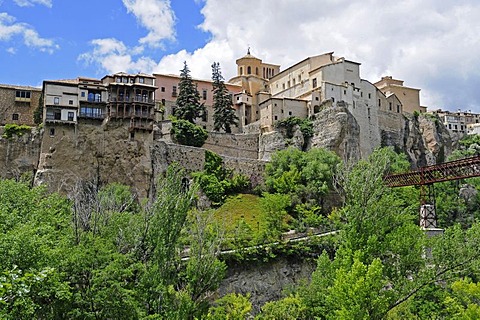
175,61 -> 205,123
211,62 -> 239,133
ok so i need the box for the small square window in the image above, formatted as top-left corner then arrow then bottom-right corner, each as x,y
54,97 -> 60,104
161,87 -> 165,92
139,77 -> 144,84
69,100 -> 73,105
81,92 -> 85,97
274,115 -> 278,120
289,111 -> 292,116
12,113 -> 19,120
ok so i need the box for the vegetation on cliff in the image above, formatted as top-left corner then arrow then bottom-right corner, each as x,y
2,146 -> 480,319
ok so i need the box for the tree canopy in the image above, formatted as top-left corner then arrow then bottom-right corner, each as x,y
174,61 -> 206,123
212,62 -> 238,133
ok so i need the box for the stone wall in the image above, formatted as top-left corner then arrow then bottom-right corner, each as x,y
0,85 -> 41,126
151,141 -> 266,188
204,132 -> 259,159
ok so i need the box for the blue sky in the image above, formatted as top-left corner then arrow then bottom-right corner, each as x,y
2,0 -> 480,112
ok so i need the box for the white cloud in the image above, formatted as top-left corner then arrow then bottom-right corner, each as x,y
0,12 -> 58,53
78,38 -> 156,74
6,47 -> 16,54
152,0 -> 480,111
13,0 -> 52,8
122,0 -> 175,47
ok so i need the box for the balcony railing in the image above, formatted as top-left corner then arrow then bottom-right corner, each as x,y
86,97 -> 103,103
109,110 -> 154,120
110,97 -> 154,104
78,112 -> 105,119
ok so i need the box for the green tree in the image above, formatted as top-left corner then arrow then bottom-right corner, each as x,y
212,62 -> 238,133
206,293 -> 252,320
175,61 -> 205,123
171,118 -> 208,147
256,294 -> 307,320
265,147 -> 340,217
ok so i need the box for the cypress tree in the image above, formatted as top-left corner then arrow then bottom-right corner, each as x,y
211,62 -> 239,133
175,61 -> 205,123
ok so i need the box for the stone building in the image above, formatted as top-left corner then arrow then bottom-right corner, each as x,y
0,84 -> 42,126
430,109 -> 480,135
374,76 -> 425,114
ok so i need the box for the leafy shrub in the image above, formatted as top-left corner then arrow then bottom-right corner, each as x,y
2,124 -> 32,139
275,116 -> 313,140
171,119 -> 208,147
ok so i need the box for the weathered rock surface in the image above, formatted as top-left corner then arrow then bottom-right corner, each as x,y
218,257 -> 315,313
0,127 -> 41,180
35,121 -> 153,198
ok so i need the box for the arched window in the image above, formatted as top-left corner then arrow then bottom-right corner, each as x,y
247,66 -> 251,74
240,67 -> 243,75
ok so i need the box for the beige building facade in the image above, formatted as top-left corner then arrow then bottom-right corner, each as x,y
374,76 -> 425,114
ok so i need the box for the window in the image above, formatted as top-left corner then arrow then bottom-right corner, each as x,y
397,105 -> 400,113
161,87 -> 165,92
202,90 -> 207,100
378,99 -> 381,107
116,77 -> 121,83
69,100 -> 73,105
389,102 -> 392,111
49,128 -> 55,136
287,81 -> 290,87
139,77 -> 144,84
130,132 -> 135,140
368,93 -> 371,99
315,97 -> 319,101
361,92 -> 363,97
161,99 -> 165,105
298,75 -> 301,82
172,86 -> 177,97
240,67 -> 243,75
15,90 -> 31,99
68,112 -> 74,121
282,83 -> 285,90
247,66 -> 251,74
332,97 -> 335,102
289,111 -> 292,116
12,113 -> 19,120
274,115 -> 278,120
344,90 -> 347,95
54,97 -> 60,104
81,92 -> 85,97
256,67 -> 258,75
312,78 -> 318,88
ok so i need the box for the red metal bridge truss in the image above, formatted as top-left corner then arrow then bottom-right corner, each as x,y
384,155 -> 480,228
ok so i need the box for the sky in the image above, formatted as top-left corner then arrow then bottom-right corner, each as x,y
1,0 -> 480,112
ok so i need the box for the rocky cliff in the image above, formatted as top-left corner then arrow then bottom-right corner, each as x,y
0,127 -> 41,181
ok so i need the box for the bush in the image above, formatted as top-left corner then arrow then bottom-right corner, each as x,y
171,119 -> 208,147
2,124 -> 32,139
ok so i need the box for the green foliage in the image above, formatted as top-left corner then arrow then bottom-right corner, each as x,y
260,193 -> 290,241
194,150 -> 251,205
443,278 -> 480,319
206,293 -> 252,320
212,62 -> 239,133
256,295 -> 307,320
449,134 -> 480,160
2,124 -> 32,139
175,61 -> 206,123
275,116 -> 313,142
34,93 -> 43,125
171,118 -> 208,147
265,147 -> 340,220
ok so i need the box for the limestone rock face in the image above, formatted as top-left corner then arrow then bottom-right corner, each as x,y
35,121 -> 153,199
402,114 -> 458,168
0,127 -> 41,180
308,105 -> 361,162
